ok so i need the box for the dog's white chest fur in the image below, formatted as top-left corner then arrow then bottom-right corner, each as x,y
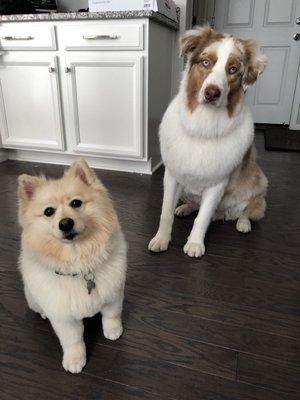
20,231 -> 126,321
159,95 -> 254,194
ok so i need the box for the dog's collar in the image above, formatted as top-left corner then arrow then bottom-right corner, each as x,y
54,270 -> 96,295
55,270 -> 78,277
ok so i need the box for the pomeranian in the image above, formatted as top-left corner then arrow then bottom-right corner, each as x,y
18,159 -> 127,373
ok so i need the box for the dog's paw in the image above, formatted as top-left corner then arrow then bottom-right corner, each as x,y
184,241 -> 205,258
148,234 -> 170,252
103,318 -> 123,341
63,343 -> 86,374
175,204 -> 193,217
236,217 -> 251,233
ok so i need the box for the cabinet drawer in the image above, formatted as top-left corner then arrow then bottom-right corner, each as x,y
61,23 -> 144,51
0,23 -> 57,51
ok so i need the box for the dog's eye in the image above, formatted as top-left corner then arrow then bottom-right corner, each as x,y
229,66 -> 237,74
70,199 -> 82,208
44,207 -> 55,217
202,59 -> 210,68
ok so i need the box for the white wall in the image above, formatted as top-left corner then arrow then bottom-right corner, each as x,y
57,0 -> 88,12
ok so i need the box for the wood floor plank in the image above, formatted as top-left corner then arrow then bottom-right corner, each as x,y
86,343 -> 298,400
126,286 -> 300,339
126,263 -> 300,318
124,303 -> 300,365
237,354 -> 300,396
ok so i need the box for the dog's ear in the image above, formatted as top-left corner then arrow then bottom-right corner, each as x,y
18,174 -> 44,201
180,25 -> 223,57
241,40 -> 267,90
65,159 -> 97,186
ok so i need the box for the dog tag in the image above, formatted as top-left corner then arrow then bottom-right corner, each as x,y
84,272 -> 96,295
86,279 -> 96,295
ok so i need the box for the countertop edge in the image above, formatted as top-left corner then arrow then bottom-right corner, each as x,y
0,10 -> 179,30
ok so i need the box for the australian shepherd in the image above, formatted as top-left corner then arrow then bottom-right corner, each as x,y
149,26 -> 268,258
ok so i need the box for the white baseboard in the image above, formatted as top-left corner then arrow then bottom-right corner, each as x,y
0,149 -> 8,162
7,149 -> 158,174
151,160 -> 163,173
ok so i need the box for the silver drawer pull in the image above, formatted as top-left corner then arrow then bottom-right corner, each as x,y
82,34 -> 119,40
1,36 -> 34,41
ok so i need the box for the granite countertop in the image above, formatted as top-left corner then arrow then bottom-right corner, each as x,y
0,10 -> 179,30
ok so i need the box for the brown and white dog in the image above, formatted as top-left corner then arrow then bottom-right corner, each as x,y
148,26 -> 268,258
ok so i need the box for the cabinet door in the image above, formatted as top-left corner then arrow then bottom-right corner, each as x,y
66,54 -> 143,159
0,55 -> 64,150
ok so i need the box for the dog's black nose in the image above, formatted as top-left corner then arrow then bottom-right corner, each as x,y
204,85 -> 221,102
59,218 -> 74,232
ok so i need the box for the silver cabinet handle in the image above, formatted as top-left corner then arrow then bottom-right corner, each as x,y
293,33 -> 300,41
82,34 -> 119,40
1,36 -> 34,40
49,67 -> 55,73
65,67 -> 71,73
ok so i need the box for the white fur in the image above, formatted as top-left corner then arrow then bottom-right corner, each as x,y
20,229 -> 127,373
149,38 -> 255,257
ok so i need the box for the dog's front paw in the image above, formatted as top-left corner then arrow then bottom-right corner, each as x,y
236,217 -> 251,233
148,234 -> 170,252
103,317 -> 123,341
184,241 -> 205,258
63,342 -> 86,374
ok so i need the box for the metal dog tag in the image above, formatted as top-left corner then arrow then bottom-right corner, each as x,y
86,280 -> 96,295
84,272 -> 96,295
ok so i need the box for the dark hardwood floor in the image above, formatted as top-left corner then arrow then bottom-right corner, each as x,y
0,133 -> 299,400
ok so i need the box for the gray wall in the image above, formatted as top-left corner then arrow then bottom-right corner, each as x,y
57,0 -> 88,12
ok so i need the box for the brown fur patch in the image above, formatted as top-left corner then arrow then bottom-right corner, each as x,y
180,26 -> 224,58
240,39 -> 267,87
221,145 -> 268,220
227,89 -> 242,117
225,54 -> 244,117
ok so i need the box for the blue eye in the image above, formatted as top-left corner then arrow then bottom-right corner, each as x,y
202,59 -> 210,67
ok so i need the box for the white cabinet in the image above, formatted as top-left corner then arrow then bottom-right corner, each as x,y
66,54 -> 143,158
0,55 -> 64,150
0,18 -> 176,173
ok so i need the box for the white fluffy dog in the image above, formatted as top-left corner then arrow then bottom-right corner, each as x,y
149,26 -> 268,258
18,159 -> 127,373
